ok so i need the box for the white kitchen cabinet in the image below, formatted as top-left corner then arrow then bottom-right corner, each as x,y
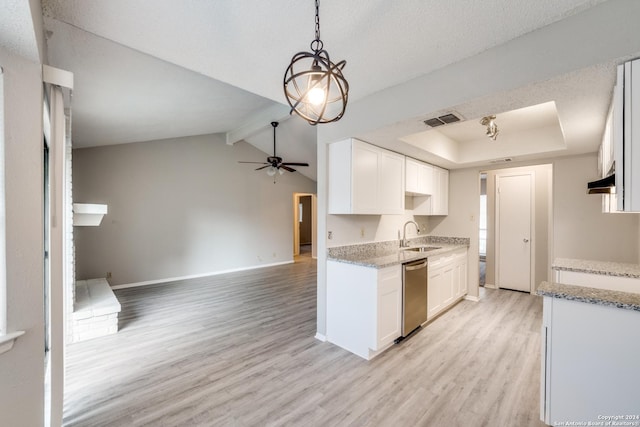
405,158 -> 420,194
454,250 -> 468,298
376,266 -> 403,347
326,261 -> 402,360
405,158 -> 434,196
409,164 -> 448,216
328,138 -> 405,215
431,167 -> 449,215
541,296 -> 640,424
427,248 -> 467,320
605,58 -> 640,212
427,258 -> 446,319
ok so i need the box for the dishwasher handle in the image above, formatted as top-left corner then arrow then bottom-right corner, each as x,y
404,260 -> 428,271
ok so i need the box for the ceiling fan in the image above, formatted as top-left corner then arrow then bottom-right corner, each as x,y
239,121 -> 309,177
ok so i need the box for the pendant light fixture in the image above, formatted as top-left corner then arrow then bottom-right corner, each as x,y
480,115 -> 499,141
283,0 -> 349,125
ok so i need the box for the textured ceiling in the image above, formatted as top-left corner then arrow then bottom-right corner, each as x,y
42,0 -> 606,103
39,0 -> 640,181
0,0 -> 43,62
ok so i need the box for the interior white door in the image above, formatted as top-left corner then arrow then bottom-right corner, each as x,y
497,174 -> 532,292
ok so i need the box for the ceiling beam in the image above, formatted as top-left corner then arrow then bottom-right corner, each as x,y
226,103 -> 292,145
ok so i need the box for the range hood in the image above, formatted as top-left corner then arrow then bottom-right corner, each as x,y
587,174 -> 615,194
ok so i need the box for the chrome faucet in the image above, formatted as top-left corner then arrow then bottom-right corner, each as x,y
401,220 -> 420,247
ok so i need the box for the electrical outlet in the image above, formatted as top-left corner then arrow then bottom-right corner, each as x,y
328,231 -> 333,239
360,227 -> 365,237
106,272 -> 112,279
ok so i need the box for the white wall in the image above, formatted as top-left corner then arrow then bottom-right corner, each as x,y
0,47 -> 45,426
327,210 -> 429,247
72,134 -> 316,286
554,154 -> 639,262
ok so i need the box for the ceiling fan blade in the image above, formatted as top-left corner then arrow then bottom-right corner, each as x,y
255,165 -> 270,171
280,165 -> 296,173
281,162 -> 309,167
239,161 -> 268,164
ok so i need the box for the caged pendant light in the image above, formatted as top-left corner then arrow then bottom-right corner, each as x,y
283,0 -> 349,125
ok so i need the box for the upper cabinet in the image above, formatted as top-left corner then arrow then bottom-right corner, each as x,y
405,158 -> 434,195
405,157 -> 449,216
328,138 -> 405,215
617,58 -> 640,211
601,58 -> 640,212
431,167 -> 449,216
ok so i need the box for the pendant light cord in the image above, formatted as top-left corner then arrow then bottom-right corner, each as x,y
311,0 -> 323,52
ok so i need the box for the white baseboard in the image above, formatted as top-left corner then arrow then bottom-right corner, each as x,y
465,295 -> 480,302
484,283 -> 498,289
111,260 -> 294,290
314,332 -> 327,342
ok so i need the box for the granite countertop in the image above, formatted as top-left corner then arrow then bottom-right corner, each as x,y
327,236 -> 469,269
553,258 -> 640,278
537,281 -> 640,312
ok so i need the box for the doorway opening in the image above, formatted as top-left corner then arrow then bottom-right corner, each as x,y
293,193 -> 317,260
480,164 -> 552,294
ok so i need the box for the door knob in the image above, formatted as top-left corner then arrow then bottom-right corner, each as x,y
523,238 -> 529,243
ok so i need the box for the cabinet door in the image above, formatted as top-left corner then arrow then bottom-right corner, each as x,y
454,253 -> 468,298
405,158 -> 419,194
428,264 -> 444,319
439,168 -> 449,215
430,167 -> 449,215
421,163 -> 435,195
377,266 -> 402,349
442,263 -> 455,306
379,150 -> 405,214
352,141 -> 380,213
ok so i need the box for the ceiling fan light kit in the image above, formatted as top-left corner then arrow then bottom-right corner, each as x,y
238,122 -> 309,183
283,0 -> 349,125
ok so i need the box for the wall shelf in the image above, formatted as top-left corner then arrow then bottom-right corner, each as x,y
73,203 -> 107,226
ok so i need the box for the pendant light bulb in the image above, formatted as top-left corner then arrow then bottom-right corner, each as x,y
306,63 -> 326,105
267,166 -> 277,177
307,87 -> 326,106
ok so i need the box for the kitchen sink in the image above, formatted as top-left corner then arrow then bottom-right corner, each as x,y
403,246 -> 441,252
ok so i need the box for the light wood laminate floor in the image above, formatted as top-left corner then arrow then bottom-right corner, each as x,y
64,257 -> 546,427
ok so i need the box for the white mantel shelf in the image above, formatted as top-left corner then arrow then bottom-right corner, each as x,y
73,203 -> 107,226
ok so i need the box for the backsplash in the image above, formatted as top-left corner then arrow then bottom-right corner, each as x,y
327,235 -> 470,259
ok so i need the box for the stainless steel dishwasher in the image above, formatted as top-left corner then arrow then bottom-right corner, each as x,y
401,258 -> 428,337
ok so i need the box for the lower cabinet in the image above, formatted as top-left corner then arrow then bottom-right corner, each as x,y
327,261 -> 402,360
427,248 -> 467,320
541,296 -> 640,424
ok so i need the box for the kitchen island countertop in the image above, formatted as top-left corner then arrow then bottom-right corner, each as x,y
553,258 -> 640,278
537,280 -> 640,312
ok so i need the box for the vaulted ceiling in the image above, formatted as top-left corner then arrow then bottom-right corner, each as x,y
40,0 -> 640,180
